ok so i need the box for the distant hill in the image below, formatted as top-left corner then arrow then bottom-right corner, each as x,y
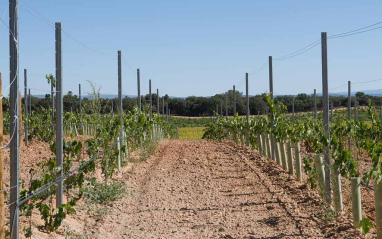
330,89 -> 382,97
30,89 -> 382,98
281,89 -> 382,97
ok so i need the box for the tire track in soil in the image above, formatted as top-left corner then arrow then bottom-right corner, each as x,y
90,139 -> 361,239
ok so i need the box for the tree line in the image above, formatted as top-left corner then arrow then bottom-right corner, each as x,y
3,90 -> 380,117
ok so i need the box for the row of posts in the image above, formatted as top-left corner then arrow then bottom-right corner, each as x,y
214,87 -> 360,121
6,1 -> 171,235
6,4 -> 380,237
221,32 -> 381,237
255,130 -> 375,235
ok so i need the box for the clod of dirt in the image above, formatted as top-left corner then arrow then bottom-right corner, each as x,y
266,206 -> 275,210
260,216 -> 280,227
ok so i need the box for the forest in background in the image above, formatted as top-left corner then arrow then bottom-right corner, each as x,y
7,90 -> 380,116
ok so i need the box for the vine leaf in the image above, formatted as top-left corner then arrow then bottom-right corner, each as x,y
358,218 -> 373,235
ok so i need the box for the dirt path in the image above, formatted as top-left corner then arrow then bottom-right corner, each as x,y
82,139 -> 360,239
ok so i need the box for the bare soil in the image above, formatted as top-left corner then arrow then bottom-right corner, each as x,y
3,138 -> 373,238
61,139 -> 364,238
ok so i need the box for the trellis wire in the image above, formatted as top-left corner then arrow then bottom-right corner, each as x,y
10,129 -> 143,238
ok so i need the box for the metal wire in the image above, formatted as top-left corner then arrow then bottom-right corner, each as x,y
10,129 -> 142,238
0,116 -> 18,150
19,3 -> 112,57
300,150 -> 313,158
0,123 -> 101,194
0,5 -> 8,28
274,39 -> 321,61
0,181 -> 26,194
329,25 -> 382,39
360,181 -> 374,191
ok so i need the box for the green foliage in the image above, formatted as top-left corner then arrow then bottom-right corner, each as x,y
173,117 -> 211,127
202,115 -> 227,140
302,156 -> 318,189
358,101 -> 382,185
23,227 -> 32,238
140,135 -> 159,161
87,80 -> 101,115
28,107 -> 55,142
204,95 -> 382,200
19,104 -> 176,236
46,74 -> 56,88
331,136 -> 357,178
36,199 -> 76,232
14,84 -> 382,118
83,179 -> 126,205
358,218 -> 373,235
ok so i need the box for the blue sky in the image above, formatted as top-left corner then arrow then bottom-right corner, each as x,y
1,0 -> 382,97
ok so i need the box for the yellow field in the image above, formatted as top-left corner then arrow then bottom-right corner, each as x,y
178,127 -> 206,139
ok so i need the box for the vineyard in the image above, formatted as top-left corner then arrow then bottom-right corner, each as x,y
3,0 -> 382,238
0,97 -> 177,238
203,95 -> 382,237
2,93 -> 176,238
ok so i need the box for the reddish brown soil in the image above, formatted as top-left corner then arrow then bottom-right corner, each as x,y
2,136 -> 55,229
302,143 -> 378,238
2,138 -> 371,238
63,139 -> 363,238
1,135 -> 90,236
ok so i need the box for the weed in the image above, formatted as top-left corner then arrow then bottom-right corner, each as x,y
83,178 -> 126,205
64,226 -> 87,239
95,207 -> 114,216
315,202 -> 336,222
139,131 -> 160,161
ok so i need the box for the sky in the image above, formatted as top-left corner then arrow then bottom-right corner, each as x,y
0,0 -> 382,98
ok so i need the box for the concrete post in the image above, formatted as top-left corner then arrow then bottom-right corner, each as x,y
246,73 -> 249,146
321,32 -> 331,204
149,79 -> 152,116
137,69 -> 141,111
269,56 -> 275,161
220,97 -> 223,117
157,89 -> 159,115
314,89 -> 317,119
55,22 -> 63,207
24,70 -> 28,146
292,97 -> 295,123
79,84 -> 82,116
225,92 -> 228,118
9,0 -> 20,235
118,51 -> 123,170
162,96 -> 165,116
233,85 -> 236,117
348,81 -> 351,149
